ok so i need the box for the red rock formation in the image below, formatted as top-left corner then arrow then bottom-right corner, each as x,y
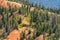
36,34 -> 44,40
5,27 -> 27,40
0,0 -> 22,8
6,30 -> 20,40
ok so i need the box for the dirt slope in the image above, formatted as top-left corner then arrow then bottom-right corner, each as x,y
6,27 -> 27,40
35,35 -> 43,40
0,0 -> 22,8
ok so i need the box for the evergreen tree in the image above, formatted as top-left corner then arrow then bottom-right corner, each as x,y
18,17 -> 22,24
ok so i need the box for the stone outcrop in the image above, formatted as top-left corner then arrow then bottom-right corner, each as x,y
0,0 -> 22,8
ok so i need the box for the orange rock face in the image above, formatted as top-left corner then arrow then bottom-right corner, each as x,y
30,7 -> 35,12
0,0 -> 22,8
0,0 -> 8,8
5,27 -> 27,40
36,35 -> 44,40
7,30 -> 20,40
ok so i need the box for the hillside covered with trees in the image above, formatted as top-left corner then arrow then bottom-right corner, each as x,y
0,0 -> 60,40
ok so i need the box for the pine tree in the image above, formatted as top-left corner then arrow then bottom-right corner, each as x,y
18,17 -> 22,24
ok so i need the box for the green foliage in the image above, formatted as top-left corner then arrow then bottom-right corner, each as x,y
18,17 -> 22,24
0,0 -> 60,39
0,23 -> 3,29
12,14 -> 18,29
0,6 -> 6,15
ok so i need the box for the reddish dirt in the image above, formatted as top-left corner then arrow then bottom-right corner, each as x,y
5,27 -> 43,40
30,7 -> 35,12
6,30 -> 20,40
22,18 -> 29,25
7,1 -> 22,8
0,0 -> 22,8
5,27 -> 27,40
36,34 -> 43,40
0,0 -> 8,8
